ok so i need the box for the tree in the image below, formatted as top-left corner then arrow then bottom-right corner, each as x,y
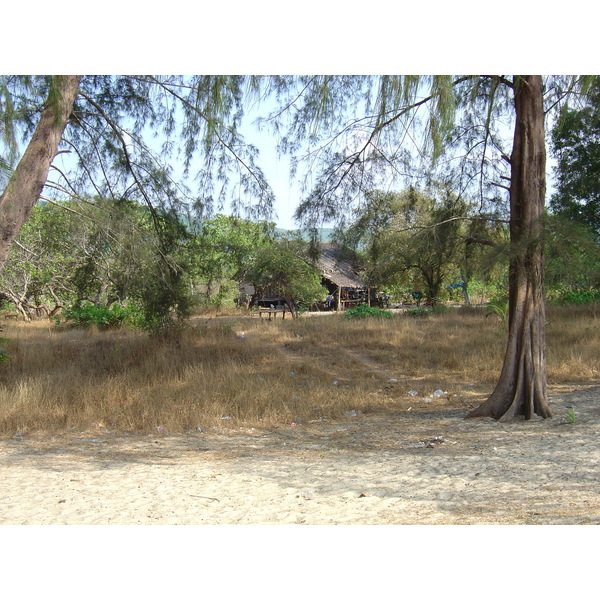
245,240 -> 328,316
192,214 -> 275,306
466,76 -> 550,420
345,186 -> 495,305
544,213 -> 600,299
0,76 -> 277,328
263,75 -> 591,421
0,75 -> 275,266
1,196 -> 190,323
0,201 -> 78,319
0,76 -> 81,270
550,78 -> 600,234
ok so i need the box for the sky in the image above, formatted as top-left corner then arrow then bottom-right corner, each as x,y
238,111 -> 301,230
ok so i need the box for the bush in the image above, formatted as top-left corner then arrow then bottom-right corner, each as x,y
0,329 -> 10,364
485,298 -> 509,323
344,304 -> 392,319
405,307 -> 432,317
547,287 -> 600,305
58,303 -> 144,330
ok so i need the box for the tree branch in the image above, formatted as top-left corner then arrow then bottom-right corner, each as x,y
465,236 -> 497,247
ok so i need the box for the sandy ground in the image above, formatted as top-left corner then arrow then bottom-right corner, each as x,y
1,383 -> 598,525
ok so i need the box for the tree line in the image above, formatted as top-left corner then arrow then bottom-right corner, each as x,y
3,187 -> 596,326
0,204 -> 330,326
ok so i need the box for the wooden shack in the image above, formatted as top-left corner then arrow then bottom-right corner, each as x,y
316,242 -> 373,311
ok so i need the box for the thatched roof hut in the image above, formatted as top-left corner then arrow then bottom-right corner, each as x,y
238,241 -> 375,312
315,242 -> 373,311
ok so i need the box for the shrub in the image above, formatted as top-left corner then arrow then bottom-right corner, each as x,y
58,303 -> 144,330
486,298 -> 509,323
344,304 -> 392,319
0,329 -> 10,364
405,307 -> 432,317
547,287 -> 600,305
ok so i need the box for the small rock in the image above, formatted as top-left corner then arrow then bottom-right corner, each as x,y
425,436 -> 446,448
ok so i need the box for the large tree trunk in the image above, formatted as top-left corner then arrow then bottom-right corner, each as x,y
467,75 -> 552,421
0,75 -> 81,273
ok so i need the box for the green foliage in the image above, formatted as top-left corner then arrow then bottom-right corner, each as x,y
566,406 -> 576,424
544,214 -> 600,293
3,198 -> 147,315
0,329 -> 10,364
486,298 -> 509,323
2,197 -> 196,333
58,302 -> 143,330
192,214 -> 276,307
550,77 -> 600,233
405,307 -> 432,317
345,186 -> 504,306
344,304 -> 392,319
547,287 -> 600,305
135,266 -> 191,336
246,240 -> 328,309
466,280 -> 507,304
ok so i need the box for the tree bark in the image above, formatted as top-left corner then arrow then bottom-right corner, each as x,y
467,76 -> 552,421
0,75 -> 81,273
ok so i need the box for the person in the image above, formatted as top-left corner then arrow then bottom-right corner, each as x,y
380,291 -> 390,308
325,294 -> 334,310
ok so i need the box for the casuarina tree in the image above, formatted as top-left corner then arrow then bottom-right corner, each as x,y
0,75 -> 276,330
0,76 -> 81,270
262,75 -> 596,421
465,76 -> 550,419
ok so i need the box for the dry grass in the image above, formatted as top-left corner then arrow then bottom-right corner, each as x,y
0,304 -> 598,435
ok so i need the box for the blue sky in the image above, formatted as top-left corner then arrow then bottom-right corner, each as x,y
239,114 -> 300,230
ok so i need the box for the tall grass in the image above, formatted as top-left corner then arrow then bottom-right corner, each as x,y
0,304 -> 598,435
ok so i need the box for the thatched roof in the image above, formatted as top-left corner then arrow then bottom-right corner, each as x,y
316,242 -> 366,289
